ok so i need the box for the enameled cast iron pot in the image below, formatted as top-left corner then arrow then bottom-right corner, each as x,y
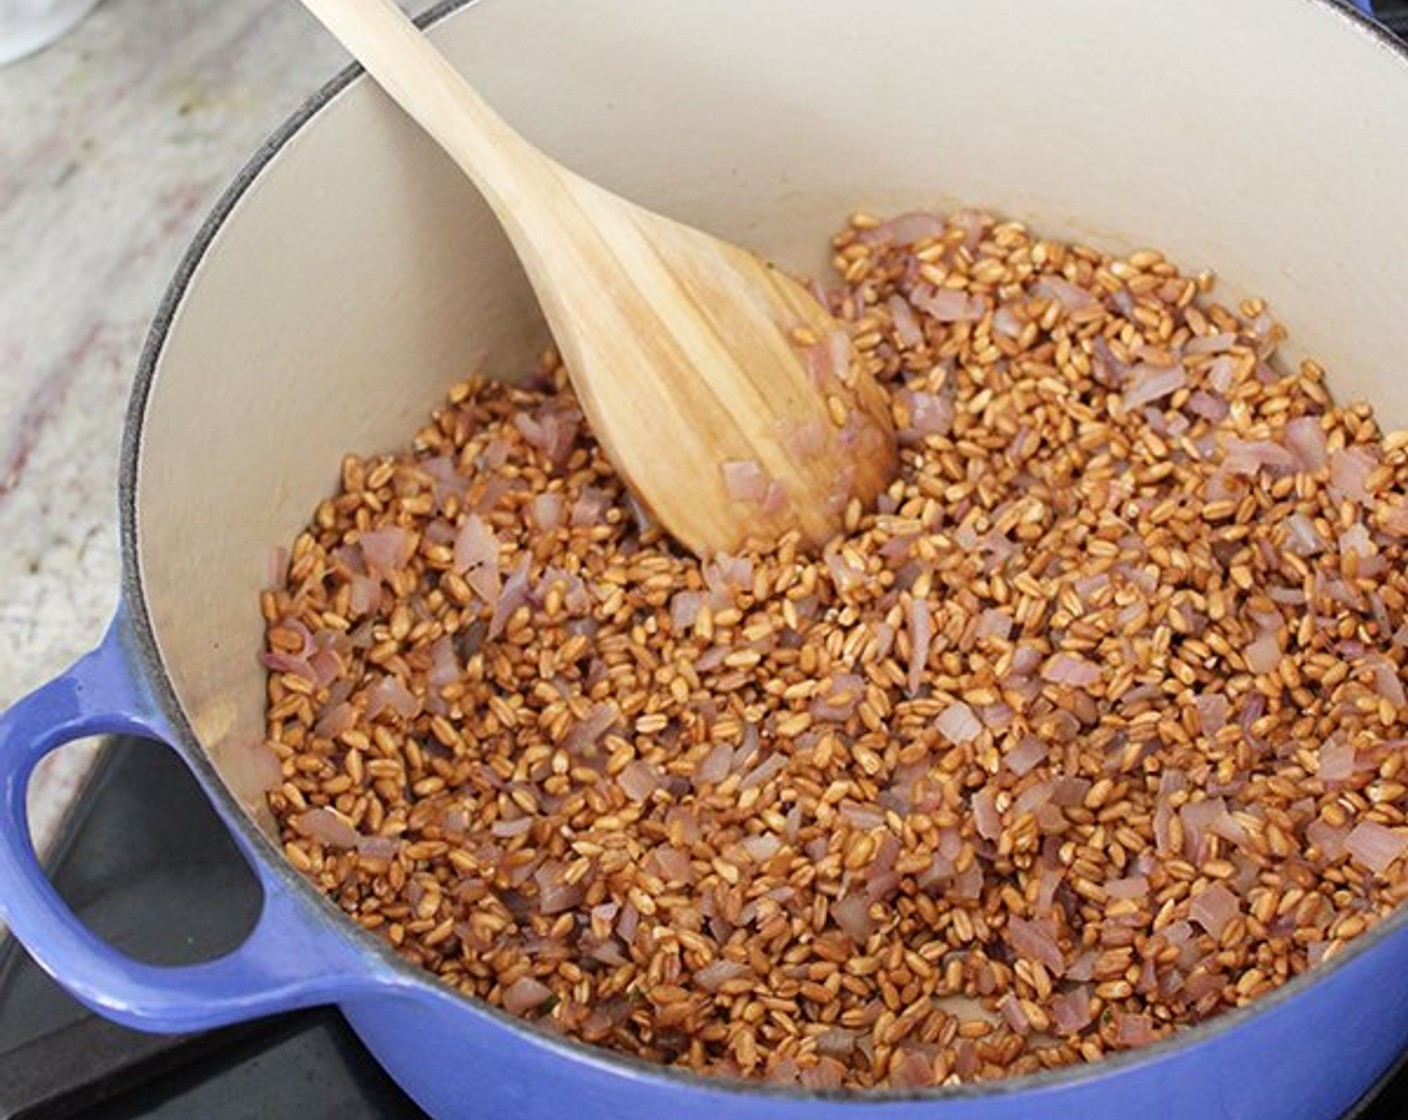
3,1 -> 1407,1116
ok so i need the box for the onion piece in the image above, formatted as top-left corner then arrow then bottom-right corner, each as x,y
292,807 -> 360,849
866,210 -> 947,245
898,388 -> 956,440
1008,915 -> 1064,976
1122,363 -> 1186,410
358,526 -> 412,577
566,702 -> 621,755
1033,276 -> 1098,313
907,597 -> 932,696
1049,985 -> 1093,1033
971,787 -> 1002,840
1224,437 -> 1296,477
1004,736 -> 1046,776
936,701 -> 982,744
1185,332 -> 1237,355
531,492 -> 564,531
1284,416 -> 1328,472
1189,882 -> 1240,938
502,976 -> 555,1016
1041,652 -> 1101,688
1345,821 -> 1408,874
696,959 -> 750,992
1329,446 -> 1376,504
1244,630 -> 1281,676
1317,737 -> 1356,783
912,286 -> 985,323
831,894 -> 876,941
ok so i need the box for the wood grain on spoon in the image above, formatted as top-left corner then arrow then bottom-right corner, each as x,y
296,0 -> 897,557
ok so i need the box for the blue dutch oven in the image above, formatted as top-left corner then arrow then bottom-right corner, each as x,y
1,1 -> 1405,1116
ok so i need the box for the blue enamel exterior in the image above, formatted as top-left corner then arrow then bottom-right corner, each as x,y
0,605 -> 385,1032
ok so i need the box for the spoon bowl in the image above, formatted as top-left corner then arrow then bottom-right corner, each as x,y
297,0 -> 897,556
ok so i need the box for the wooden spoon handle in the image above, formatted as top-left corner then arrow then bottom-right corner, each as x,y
296,0 -> 549,214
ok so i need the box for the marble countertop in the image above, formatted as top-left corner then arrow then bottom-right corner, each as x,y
0,0 -> 426,858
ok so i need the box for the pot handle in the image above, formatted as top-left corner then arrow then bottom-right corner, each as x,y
0,605 -> 384,1033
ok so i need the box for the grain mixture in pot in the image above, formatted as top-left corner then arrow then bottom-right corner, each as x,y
262,210 -> 1408,1089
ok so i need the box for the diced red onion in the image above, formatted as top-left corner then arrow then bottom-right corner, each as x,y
565,702 -> 620,754
831,893 -> 876,941
531,492 -> 564,531
907,597 -> 932,696
514,405 -> 579,468
1224,437 -> 1296,477
502,976 -> 555,1016
936,701 -> 982,744
976,608 -> 1014,641
993,305 -> 1023,339
357,835 -> 399,859
899,389 -> 956,439
670,590 -> 703,632
534,864 -> 585,914
693,742 -> 734,787
811,672 -> 864,722
1033,276 -> 1098,313
1345,821 -> 1408,875
1284,416 -> 1328,472
1207,354 -> 1238,393
1329,446 -> 1376,504
740,752 -> 788,791
1115,1013 -> 1157,1048
1185,332 -> 1237,355
314,700 -> 358,740
999,993 -> 1031,1035
1185,390 -> 1229,423
868,210 -> 948,245
912,286 -> 986,323
1106,875 -> 1149,901
1008,915 -> 1064,975
1369,657 -> 1406,706
1307,818 -> 1351,860
1317,737 -> 1356,783
1123,363 -> 1186,410
366,674 -> 421,721
1004,736 -> 1046,777
887,294 -> 925,349
1189,882 -> 1240,938
348,574 -> 382,616
489,555 -> 533,639
972,787 -> 1002,840
1244,630 -> 1281,675
1284,512 -> 1324,556
1196,693 -> 1230,737
570,486 -> 612,528
453,515 -> 501,607
358,527 -> 413,578
695,959 -> 750,992
704,553 -> 755,607
1049,985 -> 1093,1033
1042,652 -> 1101,688
293,807 -> 361,849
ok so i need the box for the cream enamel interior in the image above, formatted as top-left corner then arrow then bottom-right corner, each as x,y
132,0 -> 1408,830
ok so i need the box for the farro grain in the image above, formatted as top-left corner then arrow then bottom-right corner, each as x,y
262,208 -> 1408,1091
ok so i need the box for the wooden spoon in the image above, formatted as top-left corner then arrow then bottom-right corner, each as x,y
296,0 -> 897,557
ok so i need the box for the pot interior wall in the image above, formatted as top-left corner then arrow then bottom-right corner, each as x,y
132,0 -> 1408,828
